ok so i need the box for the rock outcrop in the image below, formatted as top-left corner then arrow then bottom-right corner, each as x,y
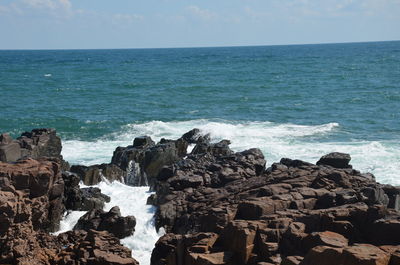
0,158 -> 138,265
56,229 -> 139,265
70,163 -> 125,186
150,142 -> 400,265
74,206 -> 136,239
0,128 -> 69,170
2,128 -> 400,265
68,130 -> 203,186
0,158 -> 65,233
62,171 -> 111,211
111,135 -> 188,187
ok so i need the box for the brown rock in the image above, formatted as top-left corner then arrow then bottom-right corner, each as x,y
281,255 -> 303,265
188,252 -> 234,265
302,231 -> 348,252
343,244 -> 391,265
300,246 -> 344,265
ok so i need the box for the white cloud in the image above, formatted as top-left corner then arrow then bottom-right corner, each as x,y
59,0 -> 71,10
187,5 -> 217,21
113,13 -> 144,24
20,0 -> 72,12
22,0 -> 57,9
0,5 -> 10,14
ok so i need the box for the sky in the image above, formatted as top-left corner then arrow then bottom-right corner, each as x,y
0,0 -> 399,49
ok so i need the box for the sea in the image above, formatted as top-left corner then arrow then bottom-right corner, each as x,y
1,41 -> 399,264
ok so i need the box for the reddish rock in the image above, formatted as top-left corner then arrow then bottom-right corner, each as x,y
302,231 -> 348,251
149,137 -> 400,265
281,256 -> 303,265
0,158 -> 139,265
342,244 -> 391,265
300,246 -> 345,265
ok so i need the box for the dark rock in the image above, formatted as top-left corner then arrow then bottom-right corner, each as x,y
70,163 -> 125,186
62,171 -> 83,210
151,149 -> 400,265
74,206 -> 136,239
134,135 -> 155,147
316,152 -> 352,169
111,132 -> 197,187
181,128 -> 201,144
80,187 -> 111,211
192,140 -> 234,157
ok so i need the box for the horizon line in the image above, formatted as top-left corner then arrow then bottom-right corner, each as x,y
0,39 -> 399,51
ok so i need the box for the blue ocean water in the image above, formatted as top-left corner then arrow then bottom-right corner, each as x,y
1,41 -> 399,184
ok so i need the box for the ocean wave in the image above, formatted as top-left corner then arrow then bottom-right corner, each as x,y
62,119 -> 400,185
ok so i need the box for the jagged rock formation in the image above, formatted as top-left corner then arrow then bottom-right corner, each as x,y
2,127 -> 400,265
62,171 -> 111,211
150,141 -> 400,265
0,128 -> 69,170
69,128 -> 204,187
70,163 -> 125,186
0,157 -> 138,265
0,158 -> 65,233
74,206 -> 136,239
110,135 -> 190,187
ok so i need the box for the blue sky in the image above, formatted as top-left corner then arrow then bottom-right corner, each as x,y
0,0 -> 399,49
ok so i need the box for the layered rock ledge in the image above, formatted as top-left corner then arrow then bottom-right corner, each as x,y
0,129 -> 139,265
1,127 -> 400,265
148,137 -> 400,265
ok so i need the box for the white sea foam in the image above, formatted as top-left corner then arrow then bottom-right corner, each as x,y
95,181 -> 164,265
53,210 -> 86,236
44,73 -> 52,77
55,181 -> 163,265
62,119 -> 400,185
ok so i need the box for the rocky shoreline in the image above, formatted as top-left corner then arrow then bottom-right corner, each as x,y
0,128 -> 399,265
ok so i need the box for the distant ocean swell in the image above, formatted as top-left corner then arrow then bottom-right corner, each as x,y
62,119 -> 400,185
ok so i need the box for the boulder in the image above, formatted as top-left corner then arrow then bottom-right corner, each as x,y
80,187 -> 111,211
111,130 -> 210,187
74,206 -> 136,239
0,129 -> 69,170
300,246 -> 345,265
0,158 -> 64,232
181,128 -> 202,144
302,231 -> 348,252
342,244 -> 391,265
62,171 -> 83,210
0,140 -> 21,163
55,230 -> 139,265
316,152 -> 351,169
70,163 -> 125,185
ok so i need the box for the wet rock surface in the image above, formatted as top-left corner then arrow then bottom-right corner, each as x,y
149,138 -> 400,265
